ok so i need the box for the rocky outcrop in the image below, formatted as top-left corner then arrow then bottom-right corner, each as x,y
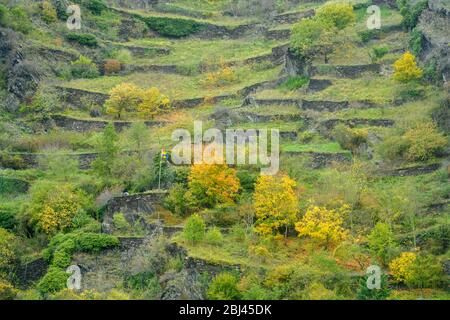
380,163 -> 442,177
308,79 -> 333,92
56,87 -> 108,108
48,114 -> 165,132
284,151 -> 351,169
320,118 -> 395,130
273,9 -> 315,24
417,0 -> 450,82
14,258 -> 49,289
283,49 -> 314,77
0,28 -> 40,112
101,191 -> 168,234
311,64 -> 381,78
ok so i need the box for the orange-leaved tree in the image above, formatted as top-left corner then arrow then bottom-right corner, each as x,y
253,173 -> 299,238
188,164 -> 240,209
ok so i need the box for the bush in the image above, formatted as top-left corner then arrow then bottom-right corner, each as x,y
397,0 -> 428,30
359,29 -> 380,43
66,33 -> 98,47
164,184 -> 191,216
332,124 -> 368,154
41,1 -> 58,24
70,55 -> 99,79
104,59 -> 121,75
204,66 -> 237,87
3,6 -> 33,34
371,46 -> 389,62
207,272 -> 240,300
37,267 -> 68,295
367,222 -> 397,265
204,227 -> 224,246
409,28 -> 423,56
142,16 -> 205,38
279,76 -> 309,91
86,0 -> 107,15
403,123 -> 447,161
0,279 -> 17,300
393,52 -> 423,83
183,214 -> 206,244
0,210 -> 16,230
112,212 -> 131,232
52,249 -> 71,269
356,274 -> 390,300
0,228 -> 17,276
315,2 -> 355,30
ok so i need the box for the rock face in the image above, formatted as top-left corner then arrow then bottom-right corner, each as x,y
283,50 -> 314,77
417,0 -> 450,81
101,192 -> 167,234
0,28 -> 40,112
14,258 -> 49,289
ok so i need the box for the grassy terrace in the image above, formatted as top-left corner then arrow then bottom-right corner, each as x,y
114,7 -> 256,27
57,65 -> 283,100
282,142 -> 350,154
254,76 -> 435,104
122,38 -> 284,67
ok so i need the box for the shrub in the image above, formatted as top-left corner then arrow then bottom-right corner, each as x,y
37,267 -> 68,295
0,210 -> 16,230
409,28 -> 423,56
389,252 -> 416,283
389,252 -> 445,288
6,6 -> 33,34
52,249 -> 71,269
403,123 -> 447,161
76,233 -> 120,252
332,124 -> 368,154
112,213 -> 131,232
0,279 -> 17,300
315,2 -> 356,30
104,59 -> 121,75
164,184 -> 191,216
370,46 -> 389,62
397,0 -> 428,30
183,214 -> 206,244
367,222 -> 397,265
359,29 -> 380,43
0,228 -> 17,276
66,33 -> 98,47
393,52 -> 423,83
142,16 -> 205,37
41,1 -> 58,24
204,66 -> 237,87
70,55 -> 99,79
207,272 -> 240,300
204,227 -> 224,246
279,76 -> 309,91
86,0 -> 107,15
356,274 -> 390,300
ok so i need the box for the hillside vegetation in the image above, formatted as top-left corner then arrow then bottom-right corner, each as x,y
0,0 -> 448,300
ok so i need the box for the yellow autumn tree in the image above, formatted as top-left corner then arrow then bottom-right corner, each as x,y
253,174 -> 299,238
39,192 -> 80,235
389,252 -> 417,283
393,51 -> 423,82
188,164 -> 240,208
137,87 -> 170,119
105,83 -> 143,119
295,204 -> 349,248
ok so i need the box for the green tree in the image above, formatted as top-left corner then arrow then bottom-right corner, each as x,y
92,123 -> 119,179
367,222 -> 397,266
316,2 -> 356,30
183,214 -> 206,244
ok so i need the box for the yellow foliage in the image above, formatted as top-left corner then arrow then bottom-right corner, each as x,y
389,252 -> 417,283
137,87 -> 170,119
0,228 -> 16,272
105,83 -> 143,119
295,204 -> 349,248
253,174 -> 299,237
38,191 -> 81,235
393,51 -> 423,82
203,58 -> 237,87
188,164 -> 240,208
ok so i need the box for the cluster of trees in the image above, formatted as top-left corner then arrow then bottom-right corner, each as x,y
105,83 -> 170,119
290,3 -> 355,63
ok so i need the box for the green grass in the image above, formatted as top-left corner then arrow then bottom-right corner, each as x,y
282,142 -> 349,153
59,65 -> 282,100
124,38 -> 283,67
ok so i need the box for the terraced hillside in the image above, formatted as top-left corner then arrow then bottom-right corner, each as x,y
0,0 -> 449,300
